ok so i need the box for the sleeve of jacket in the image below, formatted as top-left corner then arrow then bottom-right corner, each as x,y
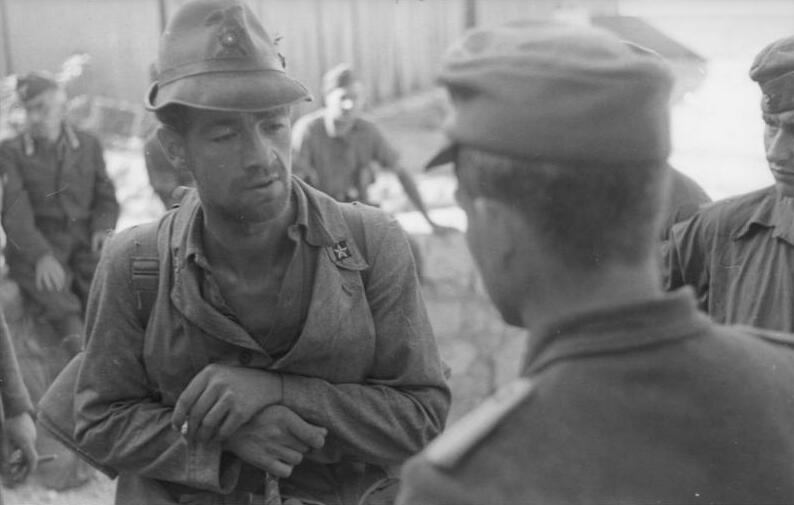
87,137 -> 119,233
664,212 -> 711,310
0,311 -> 33,419
281,213 -> 451,466
73,227 -> 240,492
0,142 -> 53,262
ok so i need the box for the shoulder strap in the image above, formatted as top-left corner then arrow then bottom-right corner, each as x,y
340,202 -> 370,286
130,223 -> 160,327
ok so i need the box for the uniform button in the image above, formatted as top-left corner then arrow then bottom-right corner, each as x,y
239,350 -> 253,365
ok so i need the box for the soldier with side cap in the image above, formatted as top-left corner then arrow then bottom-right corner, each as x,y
666,35 -> 794,331
0,73 -> 119,354
69,1 -> 449,504
397,20 -> 794,504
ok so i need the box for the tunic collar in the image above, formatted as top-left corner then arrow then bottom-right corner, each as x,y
734,186 -> 794,246
523,288 -> 710,377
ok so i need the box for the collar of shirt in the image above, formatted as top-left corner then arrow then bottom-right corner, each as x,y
183,179 -> 322,272
22,122 -> 80,157
522,288 -> 710,377
734,186 -> 794,246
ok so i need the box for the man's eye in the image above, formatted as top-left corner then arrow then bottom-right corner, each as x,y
261,121 -> 287,134
211,131 -> 237,142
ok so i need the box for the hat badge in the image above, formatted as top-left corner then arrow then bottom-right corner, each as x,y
210,5 -> 251,58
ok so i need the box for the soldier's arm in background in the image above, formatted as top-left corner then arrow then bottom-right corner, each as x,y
0,141 -> 54,262
0,310 -> 37,477
87,136 -> 119,250
664,213 -> 711,310
374,125 -> 454,234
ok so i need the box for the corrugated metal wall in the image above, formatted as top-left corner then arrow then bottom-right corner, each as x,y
0,0 -> 617,115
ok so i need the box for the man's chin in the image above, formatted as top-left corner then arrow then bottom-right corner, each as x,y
775,182 -> 794,199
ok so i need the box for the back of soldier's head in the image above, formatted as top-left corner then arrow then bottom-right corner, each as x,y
430,20 -> 674,270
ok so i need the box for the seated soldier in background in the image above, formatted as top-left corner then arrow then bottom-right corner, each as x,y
0,72 -> 119,354
398,20 -> 794,505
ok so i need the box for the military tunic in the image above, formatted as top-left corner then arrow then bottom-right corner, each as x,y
398,290 -> 794,504
73,178 -> 449,504
0,124 -> 119,319
666,185 -> 794,331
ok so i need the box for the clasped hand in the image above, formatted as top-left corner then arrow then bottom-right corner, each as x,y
172,363 -> 282,442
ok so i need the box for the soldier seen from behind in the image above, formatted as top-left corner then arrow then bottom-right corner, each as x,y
398,20 -> 794,504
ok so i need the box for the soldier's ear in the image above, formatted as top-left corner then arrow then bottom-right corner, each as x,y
156,127 -> 187,171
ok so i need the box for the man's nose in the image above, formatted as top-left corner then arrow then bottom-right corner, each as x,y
768,128 -> 794,163
241,129 -> 276,170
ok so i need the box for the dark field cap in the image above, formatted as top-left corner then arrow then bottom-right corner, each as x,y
16,72 -> 58,103
749,35 -> 794,114
427,19 -> 673,169
146,0 -> 310,112
322,64 -> 357,95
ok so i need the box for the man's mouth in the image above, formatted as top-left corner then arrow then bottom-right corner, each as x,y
251,174 -> 279,189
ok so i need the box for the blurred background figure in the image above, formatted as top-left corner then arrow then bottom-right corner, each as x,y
0,71 -> 119,491
0,307 -> 37,499
292,64 -> 455,280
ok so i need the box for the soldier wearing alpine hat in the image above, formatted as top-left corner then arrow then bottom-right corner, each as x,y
67,1 -> 449,503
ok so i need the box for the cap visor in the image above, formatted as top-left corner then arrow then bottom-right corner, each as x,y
146,69 -> 311,112
425,142 -> 457,171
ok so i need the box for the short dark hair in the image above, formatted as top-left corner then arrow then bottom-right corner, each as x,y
456,147 -> 667,270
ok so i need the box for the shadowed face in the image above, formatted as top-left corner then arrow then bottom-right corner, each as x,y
180,106 -> 293,224
764,109 -> 794,197
454,156 -> 525,327
23,88 -> 66,141
324,82 -> 363,136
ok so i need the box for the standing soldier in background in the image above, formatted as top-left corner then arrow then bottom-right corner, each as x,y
398,20 -> 794,504
292,65 -> 454,239
0,72 -> 119,354
666,35 -> 794,331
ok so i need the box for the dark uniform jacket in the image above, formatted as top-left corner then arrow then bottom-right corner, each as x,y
666,185 -> 794,331
73,179 -> 449,504
398,289 -> 794,505
0,124 -> 119,263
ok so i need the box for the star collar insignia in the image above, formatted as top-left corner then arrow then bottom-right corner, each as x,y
332,240 -> 351,261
